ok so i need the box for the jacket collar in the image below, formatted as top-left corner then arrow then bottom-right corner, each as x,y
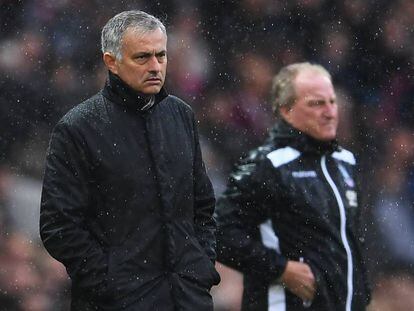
102,71 -> 168,112
268,119 -> 339,155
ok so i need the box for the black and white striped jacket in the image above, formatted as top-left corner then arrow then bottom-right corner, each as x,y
215,120 -> 371,311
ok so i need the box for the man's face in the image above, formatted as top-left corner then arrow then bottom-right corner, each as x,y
280,70 -> 338,141
107,27 -> 167,95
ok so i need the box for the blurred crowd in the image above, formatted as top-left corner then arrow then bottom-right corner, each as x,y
1,0 -> 413,310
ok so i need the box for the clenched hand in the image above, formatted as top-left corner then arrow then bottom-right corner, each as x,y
281,260 -> 316,302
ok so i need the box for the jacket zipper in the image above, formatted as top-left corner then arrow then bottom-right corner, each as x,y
321,155 -> 353,311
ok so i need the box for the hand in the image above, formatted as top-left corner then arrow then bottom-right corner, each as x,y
280,260 -> 316,302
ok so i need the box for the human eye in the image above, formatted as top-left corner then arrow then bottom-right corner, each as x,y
156,51 -> 167,62
134,53 -> 150,63
308,100 -> 323,107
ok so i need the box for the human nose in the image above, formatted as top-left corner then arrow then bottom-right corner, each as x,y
147,55 -> 161,72
323,103 -> 337,118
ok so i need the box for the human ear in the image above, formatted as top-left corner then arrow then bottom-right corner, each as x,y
103,53 -> 118,74
279,105 -> 292,121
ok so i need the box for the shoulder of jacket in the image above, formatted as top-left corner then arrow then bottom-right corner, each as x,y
53,93 -> 105,140
237,144 -> 298,169
58,92 -> 103,127
266,146 -> 301,168
164,95 -> 193,112
237,144 -> 271,164
331,147 -> 356,165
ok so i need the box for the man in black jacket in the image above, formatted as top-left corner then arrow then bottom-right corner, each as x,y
40,10 -> 220,310
215,62 -> 371,310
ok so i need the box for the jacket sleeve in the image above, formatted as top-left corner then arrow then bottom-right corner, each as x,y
215,155 -> 287,283
40,121 -> 108,296
192,116 -> 217,263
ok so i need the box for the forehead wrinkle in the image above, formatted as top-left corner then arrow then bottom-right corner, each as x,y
121,30 -> 166,54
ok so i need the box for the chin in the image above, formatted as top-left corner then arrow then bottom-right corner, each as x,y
141,88 -> 161,95
141,87 -> 161,95
320,133 -> 337,141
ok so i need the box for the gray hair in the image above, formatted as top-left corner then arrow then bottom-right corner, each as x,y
101,10 -> 166,60
270,62 -> 331,116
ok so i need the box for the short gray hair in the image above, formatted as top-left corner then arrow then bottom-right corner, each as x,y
101,10 -> 166,60
270,62 -> 331,116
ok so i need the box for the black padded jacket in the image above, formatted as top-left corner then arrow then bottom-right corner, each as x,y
40,72 -> 220,310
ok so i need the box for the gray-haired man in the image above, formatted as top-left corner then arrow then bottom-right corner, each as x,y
40,10 -> 219,310
215,62 -> 371,310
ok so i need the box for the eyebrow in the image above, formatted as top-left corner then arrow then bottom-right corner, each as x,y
307,97 -> 336,104
132,52 -> 151,58
306,94 -> 336,100
132,49 -> 167,57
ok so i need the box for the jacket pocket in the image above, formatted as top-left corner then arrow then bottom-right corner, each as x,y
307,259 -> 324,305
105,245 -> 135,300
184,236 -> 221,288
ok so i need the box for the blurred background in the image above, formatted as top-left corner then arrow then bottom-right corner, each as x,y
0,0 -> 413,310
